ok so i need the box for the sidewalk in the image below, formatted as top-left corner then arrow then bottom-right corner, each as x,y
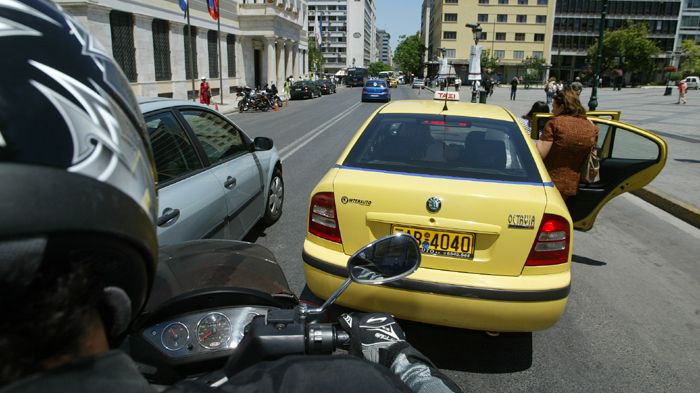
422,85 -> 700,228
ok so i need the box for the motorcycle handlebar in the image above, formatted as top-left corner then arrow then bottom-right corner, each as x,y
306,323 -> 350,355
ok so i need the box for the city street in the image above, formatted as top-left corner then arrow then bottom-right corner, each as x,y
228,85 -> 700,392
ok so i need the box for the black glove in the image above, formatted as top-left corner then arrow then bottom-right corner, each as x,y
338,312 -> 406,365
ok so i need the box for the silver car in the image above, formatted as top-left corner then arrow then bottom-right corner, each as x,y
411,78 -> 425,89
139,98 -> 284,246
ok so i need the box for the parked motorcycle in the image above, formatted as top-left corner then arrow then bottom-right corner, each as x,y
124,234 -> 420,385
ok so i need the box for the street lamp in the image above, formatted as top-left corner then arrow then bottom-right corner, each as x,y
588,0 -> 609,111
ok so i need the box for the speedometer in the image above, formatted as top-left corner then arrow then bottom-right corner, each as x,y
196,312 -> 231,349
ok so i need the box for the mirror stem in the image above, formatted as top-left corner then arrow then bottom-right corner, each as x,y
304,278 -> 352,316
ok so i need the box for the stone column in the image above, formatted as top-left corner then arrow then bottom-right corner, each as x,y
304,50 -> 309,77
276,38 -> 286,88
133,15 -> 153,96
197,29 -> 208,80
285,40 -> 294,81
265,37 -> 277,89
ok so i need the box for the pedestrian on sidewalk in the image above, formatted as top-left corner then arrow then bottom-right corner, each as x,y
571,77 -> 583,96
677,80 -> 688,104
510,76 -> 519,100
284,76 -> 291,99
455,77 -> 461,91
545,78 -> 556,104
199,76 -> 211,105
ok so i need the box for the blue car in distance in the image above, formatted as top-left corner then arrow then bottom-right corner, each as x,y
361,79 -> 391,102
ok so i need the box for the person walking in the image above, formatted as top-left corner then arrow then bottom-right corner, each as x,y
571,76 -> 583,96
537,88 -> 599,202
455,77 -> 461,91
284,76 -> 292,99
677,79 -> 688,104
510,76 -> 519,100
545,78 -> 556,104
199,76 -> 211,105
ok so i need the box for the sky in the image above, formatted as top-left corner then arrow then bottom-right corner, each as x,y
375,0 -> 423,52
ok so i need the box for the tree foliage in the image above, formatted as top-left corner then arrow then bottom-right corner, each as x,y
480,49 -> 499,72
308,37 -> 324,75
680,39 -> 700,76
521,56 -> 546,80
393,33 -> 424,76
587,22 -> 660,78
368,61 -> 393,76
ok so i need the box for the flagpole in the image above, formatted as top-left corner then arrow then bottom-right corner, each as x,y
186,1 -> 195,102
217,7 -> 223,106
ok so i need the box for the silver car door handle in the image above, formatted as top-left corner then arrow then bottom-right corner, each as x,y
224,176 -> 237,189
157,208 -> 180,227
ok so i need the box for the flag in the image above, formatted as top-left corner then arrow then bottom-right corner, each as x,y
207,0 -> 219,20
314,12 -> 321,47
179,0 -> 187,18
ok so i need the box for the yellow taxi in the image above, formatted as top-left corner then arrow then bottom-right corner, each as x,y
387,77 -> 399,88
303,92 -> 667,332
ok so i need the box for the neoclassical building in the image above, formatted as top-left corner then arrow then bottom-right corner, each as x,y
55,0 -> 309,101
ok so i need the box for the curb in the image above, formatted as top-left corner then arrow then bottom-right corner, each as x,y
631,187 -> 700,229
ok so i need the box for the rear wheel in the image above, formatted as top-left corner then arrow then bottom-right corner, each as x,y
262,168 -> 284,225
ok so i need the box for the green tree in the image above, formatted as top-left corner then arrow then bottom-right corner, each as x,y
679,39 -> 700,76
368,61 -> 392,76
308,37 -> 324,75
520,56 -> 546,81
480,49 -> 499,72
393,33 -> 424,76
587,22 -> 660,79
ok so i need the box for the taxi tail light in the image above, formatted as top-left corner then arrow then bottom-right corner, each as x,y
309,192 -> 342,243
525,214 -> 570,266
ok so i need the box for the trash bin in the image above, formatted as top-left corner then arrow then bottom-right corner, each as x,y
664,86 -> 673,96
479,91 -> 488,104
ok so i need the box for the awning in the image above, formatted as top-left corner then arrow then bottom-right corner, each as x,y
335,69 -> 347,76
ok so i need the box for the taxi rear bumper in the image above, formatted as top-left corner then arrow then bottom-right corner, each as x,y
303,246 -> 570,332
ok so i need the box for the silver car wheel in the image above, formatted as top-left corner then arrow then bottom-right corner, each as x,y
268,175 -> 283,214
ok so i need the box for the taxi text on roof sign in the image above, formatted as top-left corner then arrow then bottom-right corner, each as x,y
433,91 -> 460,101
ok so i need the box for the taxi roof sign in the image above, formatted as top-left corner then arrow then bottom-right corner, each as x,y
433,91 -> 460,101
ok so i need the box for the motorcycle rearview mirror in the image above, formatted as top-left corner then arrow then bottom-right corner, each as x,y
302,233 -> 420,316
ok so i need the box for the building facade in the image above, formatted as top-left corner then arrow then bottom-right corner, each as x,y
377,29 -> 392,65
426,0 -> 555,82
552,0 -> 682,84
678,0 -> 700,48
307,0 -> 377,74
55,0 -> 309,101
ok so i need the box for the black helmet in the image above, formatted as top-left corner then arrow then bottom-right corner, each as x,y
0,0 -> 157,335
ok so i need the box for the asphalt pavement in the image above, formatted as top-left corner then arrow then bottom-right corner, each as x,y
227,86 -> 700,392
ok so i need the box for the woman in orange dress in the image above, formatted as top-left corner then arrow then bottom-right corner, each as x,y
537,88 -> 598,201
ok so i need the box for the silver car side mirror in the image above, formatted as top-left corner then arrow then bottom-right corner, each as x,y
303,233 -> 420,316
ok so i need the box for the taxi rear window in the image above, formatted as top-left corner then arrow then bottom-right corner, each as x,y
343,114 -> 542,184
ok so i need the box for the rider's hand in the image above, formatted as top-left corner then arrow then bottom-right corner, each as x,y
338,312 -> 406,365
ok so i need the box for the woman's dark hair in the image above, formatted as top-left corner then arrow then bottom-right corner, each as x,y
525,101 -> 550,118
552,87 -> 587,117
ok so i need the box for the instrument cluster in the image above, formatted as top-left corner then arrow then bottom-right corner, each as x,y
142,306 -> 270,358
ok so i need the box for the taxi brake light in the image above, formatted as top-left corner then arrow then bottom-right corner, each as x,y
309,192 -> 342,243
525,214 -> 570,266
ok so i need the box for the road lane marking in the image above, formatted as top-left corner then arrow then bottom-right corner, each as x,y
279,101 -> 362,161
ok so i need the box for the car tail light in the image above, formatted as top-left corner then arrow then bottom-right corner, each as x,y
304,86 -> 309,91
309,192 -> 342,243
362,88 -> 369,93
525,214 -> 570,266
382,88 -> 388,93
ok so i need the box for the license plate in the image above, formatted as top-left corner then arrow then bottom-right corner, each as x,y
294,88 -> 301,91
370,94 -> 378,97
393,225 -> 475,259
